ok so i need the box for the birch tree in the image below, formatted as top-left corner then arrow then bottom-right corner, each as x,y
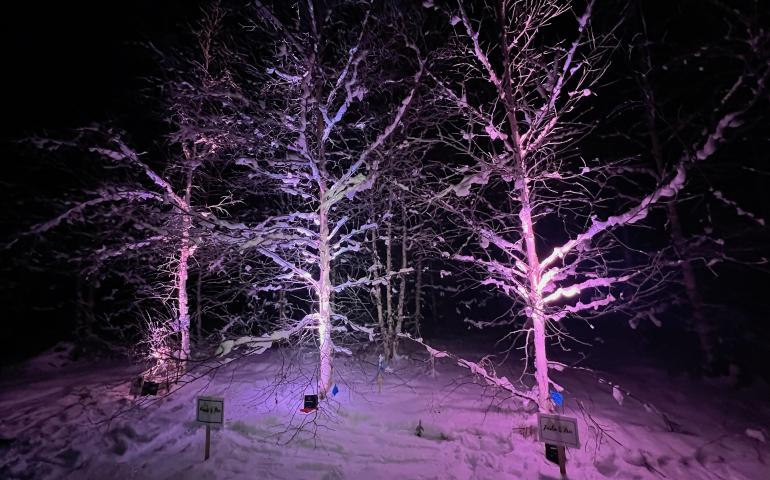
363,144 -> 438,360
427,0 -> 769,411
21,5 -> 247,373
227,0 -> 424,396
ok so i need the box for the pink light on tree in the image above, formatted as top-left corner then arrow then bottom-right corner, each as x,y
424,0 -> 769,411
221,0 -> 424,397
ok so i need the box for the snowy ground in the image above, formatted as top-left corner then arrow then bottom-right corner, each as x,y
1,340 -> 769,479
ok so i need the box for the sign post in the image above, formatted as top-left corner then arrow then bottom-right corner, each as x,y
205,424 -> 211,460
196,396 -> 224,461
537,413 -> 579,477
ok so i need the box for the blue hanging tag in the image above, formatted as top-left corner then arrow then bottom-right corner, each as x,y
331,384 -> 339,397
550,390 -> 564,407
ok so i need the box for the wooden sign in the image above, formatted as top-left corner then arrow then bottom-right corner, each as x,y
538,413 -> 578,476
537,413 -> 579,448
196,396 -> 224,461
197,396 -> 224,425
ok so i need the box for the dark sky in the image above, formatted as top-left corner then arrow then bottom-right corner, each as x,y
0,1 -> 204,361
2,1 -> 203,139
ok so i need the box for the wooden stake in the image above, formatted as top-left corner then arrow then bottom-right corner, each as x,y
557,445 -> 566,477
204,424 -> 211,461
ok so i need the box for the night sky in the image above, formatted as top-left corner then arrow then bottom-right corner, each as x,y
2,1 -> 202,360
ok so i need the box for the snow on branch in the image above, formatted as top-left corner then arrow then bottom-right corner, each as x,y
453,254 -> 527,298
398,333 -> 537,404
332,313 -> 375,342
320,13 -> 370,142
711,189 -> 766,226
542,275 -> 630,304
89,143 -> 187,208
549,294 -> 618,322
540,112 -> 743,270
330,43 -> 425,203
216,314 -> 316,357
333,267 -> 414,293
26,190 -> 164,235
545,0 -> 594,113
456,1 -> 501,90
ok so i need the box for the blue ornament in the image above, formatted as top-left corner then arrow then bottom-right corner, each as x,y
331,384 -> 340,397
550,390 -> 564,407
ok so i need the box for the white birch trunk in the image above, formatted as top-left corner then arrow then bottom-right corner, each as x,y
176,172 -> 195,363
519,196 -> 550,411
371,227 -> 389,355
317,203 -> 334,397
392,204 -> 408,359
177,213 -> 192,362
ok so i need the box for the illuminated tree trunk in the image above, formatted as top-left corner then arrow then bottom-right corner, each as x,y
176,173 -> 195,363
519,195 -> 550,411
317,202 -> 334,397
177,215 -> 192,362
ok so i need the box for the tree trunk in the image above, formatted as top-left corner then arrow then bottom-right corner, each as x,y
430,271 -> 438,328
644,85 -> 712,365
414,256 -> 423,338
392,204 -> 408,359
384,199 -> 394,360
195,269 -> 203,341
371,227 -> 389,356
495,2 -> 550,411
177,213 -> 192,362
670,203 -> 712,364
278,287 -> 287,324
532,308 -> 550,410
519,198 -> 550,411
176,170 -> 195,363
317,203 -> 334,397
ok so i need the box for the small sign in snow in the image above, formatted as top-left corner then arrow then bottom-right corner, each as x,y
196,396 -> 224,425
537,413 -> 580,449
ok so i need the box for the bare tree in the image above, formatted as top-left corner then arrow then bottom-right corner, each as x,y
425,0 -> 768,411
20,4 -> 249,375
625,1 -> 770,368
224,0 -> 424,397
